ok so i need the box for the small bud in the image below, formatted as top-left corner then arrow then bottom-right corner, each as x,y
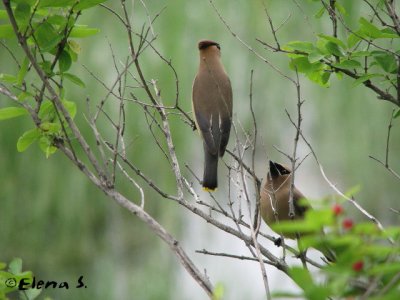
342,218 -> 354,230
332,204 -> 344,216
352,260 -> 364,272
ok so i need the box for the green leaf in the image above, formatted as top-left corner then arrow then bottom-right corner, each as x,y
74,0 -> 109,10
352,73 -> 383,86
0,107 -> 28,120
288,267 -> 331,300
38,0 -> 75,8
353,223 -> 379,235
70,25 -> 100,38
63,73 -> 85,87
314,7 -> 325,19
335,2 -> 347,15
0,24 -> 14,38
369,291 -> 400,300
22,288 -> 42,300
67,40 -> 80,62
38,100 -> 55,121
0,10 -> 8,19
17,128 -> 41,152
68,40 -> 81,54
289,57 -> 322,74
393,109 -> 400,119
212,283 -> 225,300
379,28 -> 400,39
39,122 -> 61,133
328,235 -> 363,249
333,59 -> 362,70
35,21 -> 62,52
39,136 -> 57,158
308,51 -> 325,63
58,50 -> 72,73
371,51 -> 397,73
62,99 -> 77,119
284,41 -> 315,54
47,15 -> 68,26
350,51 -> 371,58
18,91 -> 33,102
289,267 -> 315,290
15,2 -> 31,29
325,41 -> 344,57
0,73 -> 17,84
318,34 -> 347,49
13,0 -> 38,5
362,244 -> 400,259
39,61 -> 53,76
359,17 -> 383,39
307,70 -> 330,87
347,33 -> 361,48
272,291 -> 303,298
384,226 -> 400,240
38,0 -> 108,10
17,56 -> 29,87
8,258 -> 22,274
305,209 -> 334,227
67,48 -> 78,62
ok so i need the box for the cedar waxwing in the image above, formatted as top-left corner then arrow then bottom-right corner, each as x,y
260,161 -> 336,262
192,40 -> 233,191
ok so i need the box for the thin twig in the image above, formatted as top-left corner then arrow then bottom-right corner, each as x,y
385,109 -> 395,167
208,0 -> 296,84
196,249 -> 276,266
291,122 -> 394,244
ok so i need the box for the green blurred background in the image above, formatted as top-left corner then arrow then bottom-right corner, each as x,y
1,1 -> 399,299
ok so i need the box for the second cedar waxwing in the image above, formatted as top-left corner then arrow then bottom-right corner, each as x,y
192,40 -> 233,191
260,160 -> 336,262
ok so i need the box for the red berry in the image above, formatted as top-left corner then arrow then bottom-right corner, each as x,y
342,218 -> 354,230
332,204 -> 344,216
352,260 -> 364,272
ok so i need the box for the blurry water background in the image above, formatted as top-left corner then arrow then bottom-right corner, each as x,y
1,1 -> 399,299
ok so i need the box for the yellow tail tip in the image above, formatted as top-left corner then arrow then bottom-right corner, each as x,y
202,187 -> 217,192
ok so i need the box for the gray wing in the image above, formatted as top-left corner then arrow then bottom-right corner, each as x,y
192,76 -> 218,155
218,77 -> 232,156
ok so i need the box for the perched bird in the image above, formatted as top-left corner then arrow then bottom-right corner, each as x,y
260,160 -> 336,262
192,40 -> 233,191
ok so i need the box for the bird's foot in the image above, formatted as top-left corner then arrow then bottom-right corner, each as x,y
274,237 -> 282,247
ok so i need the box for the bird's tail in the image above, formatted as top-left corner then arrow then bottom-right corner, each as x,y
202,151 -> 218,191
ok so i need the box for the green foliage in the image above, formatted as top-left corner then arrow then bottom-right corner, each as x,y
272,203 -> 400,299
0,107 -> 28,120
212,283 -> 225,300
17,128 -> 41,152
282,1 -> 399,101
0,0 -> 105,157
1,1 -> 399,299
0,258 -> 41,300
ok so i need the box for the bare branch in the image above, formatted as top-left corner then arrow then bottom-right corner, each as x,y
208,0 -> 296,85
293,125 -> 394,244
196,249 -> 277,266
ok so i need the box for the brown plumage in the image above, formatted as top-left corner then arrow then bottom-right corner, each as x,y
260,161 -> 308,239
192,40 -> 232,191
260,160 -> 335,262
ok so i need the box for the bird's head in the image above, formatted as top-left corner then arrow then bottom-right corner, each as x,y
269,160 -> 291,178
198,40 -> 220,51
